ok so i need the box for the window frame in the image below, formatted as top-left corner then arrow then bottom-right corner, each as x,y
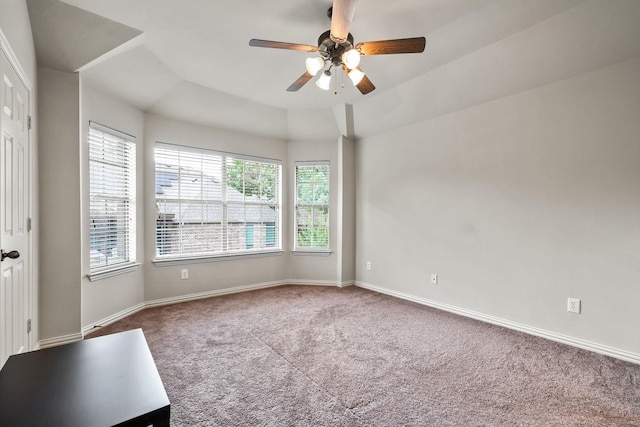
294,161 -> 330,253
87,121 -> 138,281
153,142 -> 282,264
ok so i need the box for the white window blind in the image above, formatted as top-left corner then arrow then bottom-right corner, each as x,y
155,143 -> 281,258
89,122 -> 136,272
295,161 -> 329,249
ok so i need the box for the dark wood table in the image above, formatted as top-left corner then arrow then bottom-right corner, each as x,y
0,329 -> 170,426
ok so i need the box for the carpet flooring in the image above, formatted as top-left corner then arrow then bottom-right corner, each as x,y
88,285 -> 640,426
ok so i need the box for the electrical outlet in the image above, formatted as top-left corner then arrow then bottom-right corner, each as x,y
567,297 -> 581,314
366,261 -> 372,271
181,269 -> 189,280
431,274 -> 438,284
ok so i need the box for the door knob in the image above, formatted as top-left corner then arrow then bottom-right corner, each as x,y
1,250 -> 20,261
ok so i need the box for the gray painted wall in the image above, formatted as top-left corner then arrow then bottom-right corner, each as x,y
338,136 -> 356,285
356,57 -> 640,356
287,139 -> 340,284
80,85 -> 145,328
37,88 -> 356,336
142,114 -> 291,302
38,67 -> 81,339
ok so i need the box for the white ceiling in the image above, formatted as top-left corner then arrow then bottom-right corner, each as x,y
68,0 -> 493,109
26,0 -> 640,139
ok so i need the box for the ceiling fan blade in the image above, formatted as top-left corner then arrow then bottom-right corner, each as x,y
343,66 -> 375,95
249,39 -> 318,52
330,0 -> 358,43
356,37 -> 426,55
287,71 -> 314,92
355,74 -> 375,95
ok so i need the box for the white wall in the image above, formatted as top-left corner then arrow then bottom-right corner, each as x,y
0,0 -> 36,82
38,67 -> 81,340
143,114 -> 290,302
80,85 -> 145,329
356,58 -> 640,357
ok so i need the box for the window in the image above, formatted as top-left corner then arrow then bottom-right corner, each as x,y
155,143 -> 281,259
89,122 -> 136,272
295,162 -> 329,250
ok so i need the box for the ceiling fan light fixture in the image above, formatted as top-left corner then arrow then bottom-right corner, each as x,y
305,57 -> 325,76
342,49 -> 361,69
348,68 -> 365,85
316,70 -> 332,90
249,2 -> 427,95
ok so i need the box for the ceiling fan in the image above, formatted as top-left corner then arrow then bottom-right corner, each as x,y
249,0 -> 426,95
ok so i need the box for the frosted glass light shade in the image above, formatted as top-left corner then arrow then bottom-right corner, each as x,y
305,57 -> 325,76
348,68 -> 365,85
342,49 -> 361,69
316,70 -> 332,90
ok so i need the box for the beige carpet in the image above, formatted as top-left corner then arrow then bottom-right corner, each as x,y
88,285 -> 640,426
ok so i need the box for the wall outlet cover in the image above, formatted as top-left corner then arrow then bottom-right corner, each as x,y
567,297 -> 581,314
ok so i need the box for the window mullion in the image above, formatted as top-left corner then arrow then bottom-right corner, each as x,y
221,156 -> 228,253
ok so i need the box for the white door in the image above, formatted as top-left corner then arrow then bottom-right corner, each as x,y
0,49 -> 30,368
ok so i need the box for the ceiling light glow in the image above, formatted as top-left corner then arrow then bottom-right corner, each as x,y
305,57 -> 325,76
342,49 -> 361,69
316,70 -> 332,90
348,68 -> 365,85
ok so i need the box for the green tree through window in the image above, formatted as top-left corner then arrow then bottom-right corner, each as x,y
226,159 -> 277,202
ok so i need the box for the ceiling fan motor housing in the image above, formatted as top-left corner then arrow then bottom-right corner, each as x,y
317,30 -> 355,67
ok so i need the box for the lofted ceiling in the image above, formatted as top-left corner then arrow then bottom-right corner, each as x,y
26,0 -> 640,139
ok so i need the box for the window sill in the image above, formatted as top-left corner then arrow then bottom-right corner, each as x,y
153,249 -> 284,266
291,250 -> 333,257
87,262 -> 141,282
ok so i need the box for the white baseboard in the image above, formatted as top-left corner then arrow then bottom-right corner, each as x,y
41,282 -> 284,347
41,280 -> 346,348
285,279 -> 344,287
356,281 -> 640,365
37,280 -> 640,364
39,332 -> 84,349
83,302 -> 146,337
145,280 -> 287,308
39,279 -> 640,365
